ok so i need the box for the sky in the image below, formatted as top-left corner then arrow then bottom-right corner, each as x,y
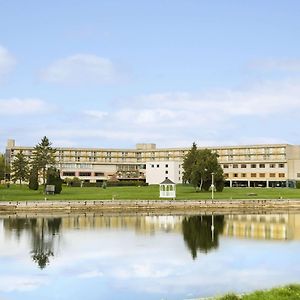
1,0 -> 300,151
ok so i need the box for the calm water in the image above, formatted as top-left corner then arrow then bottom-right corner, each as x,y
0,212 -> 300,300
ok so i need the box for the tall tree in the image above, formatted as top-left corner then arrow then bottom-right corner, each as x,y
0,154 -> 10,182
32,137 -> 56,185
29,166 -> 39,190
11,152 -> 29,185
183,144 -> 224,192
182,142 -> 198,184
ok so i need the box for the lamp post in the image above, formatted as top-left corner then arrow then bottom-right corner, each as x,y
211,172 -> 214,201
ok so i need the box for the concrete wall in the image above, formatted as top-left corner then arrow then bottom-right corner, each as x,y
146,161 -> 182,184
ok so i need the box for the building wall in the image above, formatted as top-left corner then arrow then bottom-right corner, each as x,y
146,161 -> 182,184
5,139 -> 300,185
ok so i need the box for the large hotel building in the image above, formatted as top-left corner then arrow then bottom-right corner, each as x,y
5,139 -> 300,187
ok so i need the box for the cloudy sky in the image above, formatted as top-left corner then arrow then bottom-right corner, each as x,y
1,0 -> 300,151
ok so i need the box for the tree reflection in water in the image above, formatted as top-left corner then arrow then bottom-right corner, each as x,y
3,217 -> 62,269
182,215 -> 224,259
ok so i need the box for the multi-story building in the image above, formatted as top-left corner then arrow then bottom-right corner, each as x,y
5,139 -> 300,187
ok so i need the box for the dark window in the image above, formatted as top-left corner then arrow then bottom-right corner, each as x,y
241,164 -> 247,168
251,164 -> 256,168
259,164 -> 265,168
165,164 -> 168,168
165,170 -> 168,174
79,172 -> 91,176
95,172 -> 104,176
233,164 -> 238,168
279,163 -> 285,168
63,172 -> 75,177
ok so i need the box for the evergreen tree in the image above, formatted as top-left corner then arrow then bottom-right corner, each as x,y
182,142 -> 198,184
0,154 -> 10,182
11,152 -> 29,185
29,167 -> 39,190
32,137 -> 56,185
46,167 -> 62,194
183,144 -> 225,192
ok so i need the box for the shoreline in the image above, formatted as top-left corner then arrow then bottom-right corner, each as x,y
1,199 -> 300,214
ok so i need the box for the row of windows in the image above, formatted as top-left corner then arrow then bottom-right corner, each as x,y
223,163 -> 285,169
62,172 -> 106,177
224,173 -> 286,178
151,164 -> 169,168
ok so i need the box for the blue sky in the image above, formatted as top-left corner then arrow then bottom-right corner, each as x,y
1,0 -> 300,151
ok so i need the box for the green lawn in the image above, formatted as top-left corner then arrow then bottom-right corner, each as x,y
217,284 -> 300,300
1,184 -> 300,201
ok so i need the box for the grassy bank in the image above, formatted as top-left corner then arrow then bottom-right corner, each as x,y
216,284 -> 300,299
0,184 -> 300,201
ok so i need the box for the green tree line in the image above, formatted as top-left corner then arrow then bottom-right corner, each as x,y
1,136 -> 62,194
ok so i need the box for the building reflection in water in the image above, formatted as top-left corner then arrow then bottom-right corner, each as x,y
2,212 -> 300,268
223,214 -> 300,240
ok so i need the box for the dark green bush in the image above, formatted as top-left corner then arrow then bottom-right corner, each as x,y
28,168 -> 39,190
46,167 -> 62,194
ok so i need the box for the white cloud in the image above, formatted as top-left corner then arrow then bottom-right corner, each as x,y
113,264 -> 171,279
251,58 -> 300,72
0,45 -> 16,81
40,54 -> 120,85
0,275 -> 48,292
84,110 -> 108,120
0,98 -> 49,115
77,270 -> 104,279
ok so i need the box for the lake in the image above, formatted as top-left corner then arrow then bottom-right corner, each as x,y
0,212 -> 300,300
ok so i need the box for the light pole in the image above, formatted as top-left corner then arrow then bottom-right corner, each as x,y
211,172 -> 214,201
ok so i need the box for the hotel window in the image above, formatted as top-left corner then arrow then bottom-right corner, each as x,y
241,173 -> 246,178
270,173 -> 276,178
151,164 -> 154,168
233,173 -> 238,177
259,164 -> 265,168
165,164 -> 168,168
79,172 -> 91,177
259,173 -> 265,178
62,172 -> 76,177
233,164 -> 238,168
95,172 -> 104,176
241,164 -> 247,168
251,173 -> 257,178
157,164 -> 159,168
165,170 -> 168,174
279,173 -> 285,178
223,164 -> 229,168
224,173 -> 229,178
278,163 -> 285,168
251,164 -> 256,168
270,163 -> 275,168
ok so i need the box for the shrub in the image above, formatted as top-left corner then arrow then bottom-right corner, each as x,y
46,167 -> 62,194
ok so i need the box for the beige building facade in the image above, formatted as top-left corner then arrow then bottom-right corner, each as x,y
5,139 -> 300,187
